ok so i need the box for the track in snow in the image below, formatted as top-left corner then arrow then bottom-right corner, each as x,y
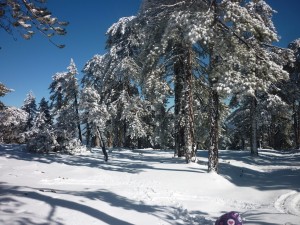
275,191 -> 300,216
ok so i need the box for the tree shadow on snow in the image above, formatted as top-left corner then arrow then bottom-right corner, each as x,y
0,144 -> 206,174
0,182 -> 133,225
196,149 -> 300,190
0,182 -> 213,225
212,150 -> 300,191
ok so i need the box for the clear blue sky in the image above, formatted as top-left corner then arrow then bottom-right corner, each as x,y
1,0 -> 299,107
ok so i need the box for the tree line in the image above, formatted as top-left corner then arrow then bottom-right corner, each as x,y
1,0 -> 300,172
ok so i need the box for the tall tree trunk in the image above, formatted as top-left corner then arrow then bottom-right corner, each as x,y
297,103 -> 300,149
207,0 -> 220,172
293,101 -> 300,149
174,44 -> 186,158
74,95 -> 82,142
208,90 -> 219,173
86,122 -> 91,147
250,96 -> 258,156
174,77 -> 185,157
183,46 -> 196,163
174,43 -> 195,161
97,127 -> 108,161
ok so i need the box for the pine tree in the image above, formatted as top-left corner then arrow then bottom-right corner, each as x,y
0,83 -> 12,110
105,0 -> 289,172
38,97 -> 52,125
282,39 -> 300,149
49,59 -> 84,153
81,53 -> 151,149
21,91 -> 37,132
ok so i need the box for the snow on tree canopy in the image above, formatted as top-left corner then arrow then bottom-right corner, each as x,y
106,16 -> 136,37
288,38 -> 300,61
0,107 -> 28,127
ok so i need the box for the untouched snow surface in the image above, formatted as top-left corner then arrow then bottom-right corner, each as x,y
0,144 -> 300,225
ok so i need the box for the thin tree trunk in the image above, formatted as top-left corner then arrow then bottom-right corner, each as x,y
86,122 -> 91,147
97,127 -> 108,161
208,90 -> 219,173
250,96 -> 258,156
74,95 -> 82,142
294,102 -> 300,149
297,102 -> 300,149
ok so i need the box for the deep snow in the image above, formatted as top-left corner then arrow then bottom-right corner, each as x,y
0,144 -> 299,225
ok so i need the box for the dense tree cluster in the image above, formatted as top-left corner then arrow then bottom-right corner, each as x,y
1,0 -> 299,172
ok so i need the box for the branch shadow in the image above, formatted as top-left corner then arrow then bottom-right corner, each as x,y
0,182 -> 213,225
215,150 -> 300,190
0,144 -> 206,174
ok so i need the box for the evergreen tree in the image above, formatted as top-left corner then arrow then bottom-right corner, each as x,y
26,109 -> 57,153
21,91 -> 37,132
105,0 -> 289,171
282,39 -> 300,149
49,59 -> 84,153
0,82 -> 12,110
81,53 -> 151,149
38,97 -> 52,125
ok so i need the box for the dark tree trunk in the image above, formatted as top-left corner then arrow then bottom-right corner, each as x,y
208,90 -> 219,173
97,127 -> 108,161
250,96 -> 258,156
293,102 -> 300,149
183,46 -> 196,163
173,44 -> 195,161
74,95 -> 82,142
207,0 -> 220,172
86,122 -> 91,147
174,44 -> 186,158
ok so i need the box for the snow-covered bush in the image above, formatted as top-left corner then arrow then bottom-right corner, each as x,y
62,138 -> 87,154
27,129 -> 58,153
0,107 -> 28,144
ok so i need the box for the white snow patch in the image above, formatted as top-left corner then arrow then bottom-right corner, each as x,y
0,145 -> 300,225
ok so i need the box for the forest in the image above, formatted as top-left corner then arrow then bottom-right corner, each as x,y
1,0 -> 300,173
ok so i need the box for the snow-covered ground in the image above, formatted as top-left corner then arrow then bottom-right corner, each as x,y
0,144 -> 299,225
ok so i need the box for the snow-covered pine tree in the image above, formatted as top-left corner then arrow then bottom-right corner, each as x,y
66,59 -> 82,142
215,0 -> 289,156
81,52 -> 151,149
21,91 -> 37,132
282,39 -> 300,149
0,83 -> 12,110
26,110 -> 57,153
105,0 -> 289,171
38,97 -> 52,126
111,0 -> 213,162
49,59 -> 85,153
189,0 -> 290,164
26,97 -> 56,153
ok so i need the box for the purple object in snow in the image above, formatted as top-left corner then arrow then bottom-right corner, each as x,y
215,211 -> 243,225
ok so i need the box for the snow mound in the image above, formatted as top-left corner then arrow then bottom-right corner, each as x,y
275,191 -> 300,216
